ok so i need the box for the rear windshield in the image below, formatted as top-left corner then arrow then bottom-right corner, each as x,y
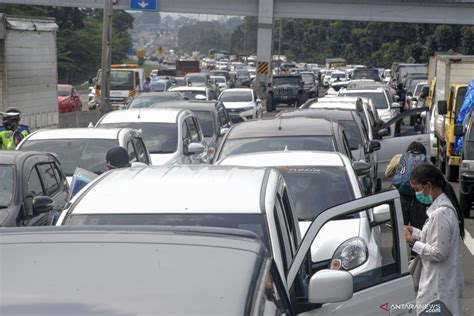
219,136 -> 336,160
63,213 -> 270,248
20,139 -> 117,176
352,70 -> 381,81
342,91 -> 388,110
99,123 -> 178,154
279,166 -> 354,220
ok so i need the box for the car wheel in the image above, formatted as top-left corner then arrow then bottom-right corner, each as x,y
266,93 -> 274,112
460,192 -> 472,218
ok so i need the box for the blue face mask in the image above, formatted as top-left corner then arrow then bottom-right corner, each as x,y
415,187 -> 433,205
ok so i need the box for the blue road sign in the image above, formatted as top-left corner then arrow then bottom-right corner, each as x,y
130,0 -> 158,11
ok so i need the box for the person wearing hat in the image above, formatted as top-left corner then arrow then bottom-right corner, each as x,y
0,108 -> 29,150
105,146 -> 131,170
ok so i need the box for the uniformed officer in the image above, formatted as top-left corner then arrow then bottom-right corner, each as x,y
0,108 -> 29,150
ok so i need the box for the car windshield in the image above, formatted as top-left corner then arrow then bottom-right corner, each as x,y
63,213 -> 270,248
0,165 -> 14,208
342,91 -> 388,109
194,111 -> 215,137
57,86 -> 71,97
99,123 -> 178,154
278,166 -> 354,220
220,91 -> 253,102
340,120 -> 363,150
301,74 -> 314,84
20,139 -> 117,176
186,76 -> 206,83
219,136 -> 336,160
105,70 -> 134,90
150,81 -> 167,92
129,95 -> 182,109
273,77 -> 300,85
212,77 -> 226,83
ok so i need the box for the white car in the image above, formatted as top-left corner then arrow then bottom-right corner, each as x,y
218,88 -> 262,123
168,86 -> 217,101
218,151 -> 383,274
56,164 -> 416,315
329,70 -> 347,85
247,68 -> 257,80
96,108 -> 209,165
16,128 -> 151,183
210,75 -> 227,89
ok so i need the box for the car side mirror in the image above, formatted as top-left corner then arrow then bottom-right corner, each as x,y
32,196 -> 54,215
220,127 -> 230,136
352,161 -> 371,176
366,140 -> 381,153
186,142 -> 205,155
372,204 -> 391,224
421,86 -> 429,98
438,100 -> 448,115
454,125 -> 465,137
308,270 -> 353,304
391,102 -> 401,109
378,128 -> 390,137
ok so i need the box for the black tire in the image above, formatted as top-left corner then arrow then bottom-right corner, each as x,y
446,165 -> 459,182
460,192 -> 472,218
266,94 -> 275,112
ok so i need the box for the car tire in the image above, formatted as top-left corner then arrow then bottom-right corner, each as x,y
460,191 -> 472,218
446,165 -> 458,182
266,93 -> 275,112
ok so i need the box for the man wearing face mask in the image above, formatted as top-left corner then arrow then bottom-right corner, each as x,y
0,108 -> 29,150
404,164 -> 464,315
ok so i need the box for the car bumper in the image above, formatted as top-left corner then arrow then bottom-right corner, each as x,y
228,108 -> 256,123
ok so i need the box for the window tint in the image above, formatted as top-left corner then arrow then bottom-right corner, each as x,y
217,106 -> 230,128
274,200 -> 293,273
37,163 -> 60,195
133,138 -> 149,164
25,168 -> 44,215
340,120 -> 363,150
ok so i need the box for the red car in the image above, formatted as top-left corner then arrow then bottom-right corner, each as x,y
57,84 -> 82,113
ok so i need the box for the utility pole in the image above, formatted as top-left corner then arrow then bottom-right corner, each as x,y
100,0 -> 113,114
278,19 -> 282,58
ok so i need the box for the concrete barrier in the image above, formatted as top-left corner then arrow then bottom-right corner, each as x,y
58,110 -> 103,128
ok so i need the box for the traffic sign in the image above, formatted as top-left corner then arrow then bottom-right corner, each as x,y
130,0 -> 158,11
156,46 -> 164,54
257,61 -> 269,75
136,49 -> 145,58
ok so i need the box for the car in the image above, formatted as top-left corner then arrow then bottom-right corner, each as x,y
209,70 -> 235,88
149,78 -> 174,92
87,86 -> 98,110
247,68 -> 256,80
407,81 -> 428,109
268,74 -> 307,111
210,75 -> 227,90
150,100 -> 232,161
280,108 -> 381,193
351,68 -> 382,82
235,69 -> 251,87
329,70 -> 347,85
215,60 -> 229,70
218,88 -> 262,123
301,71 -> 319,98
55,166 -> 416,314
0,151 -> 69,226
213,117 -> 353,162
168,85 -> 217,101
339,87 -> 401,122
96,108 -> 209,165
127,92 -> 185,109
184,72 -> 209,87
57,84 -> 82,113
17,128 -> 151,182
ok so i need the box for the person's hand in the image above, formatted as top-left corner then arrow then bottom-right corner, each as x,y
404,225 -> 413,243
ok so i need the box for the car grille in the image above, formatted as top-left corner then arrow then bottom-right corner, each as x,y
227,108 -> 248,113
276,88 -> 296,96
110,97 -> 126,103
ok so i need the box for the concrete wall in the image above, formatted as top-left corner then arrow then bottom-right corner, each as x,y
58,110 -> 102,128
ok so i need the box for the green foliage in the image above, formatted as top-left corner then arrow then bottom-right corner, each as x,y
0,5 -> 134,84
178,20 -> 237,54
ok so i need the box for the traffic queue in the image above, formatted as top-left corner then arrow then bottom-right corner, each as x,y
0,55 -> 472,315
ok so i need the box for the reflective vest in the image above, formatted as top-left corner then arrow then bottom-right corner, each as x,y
0,129 -> 29,149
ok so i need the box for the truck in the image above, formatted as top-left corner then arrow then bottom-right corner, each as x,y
325,58 -> 346,69
95,64 -> 145,110
431,55 -> 474,181
390,63 -> 427,89
0,15 -> 59,130
175,59 -> 200,76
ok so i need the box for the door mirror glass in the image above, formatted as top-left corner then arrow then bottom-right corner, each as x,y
32,196 -> 54,215
454,124 -> 465,137
438,100 -> 448,115
186,142 -> 205,155
220,127 -> 230,136
352,161 -> 371,176
378,128 -> 390,137
372,204 -> 391,224
308,269 -> 353,303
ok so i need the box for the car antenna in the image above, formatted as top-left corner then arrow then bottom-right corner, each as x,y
278,115 -> 282,131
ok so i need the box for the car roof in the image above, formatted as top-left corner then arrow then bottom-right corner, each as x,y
0,150 -> 51,165
69,165 -> 270,215
153,101 -> 218,112
0,226 -> 265,316
98,108 -> 185,124
222,88 -> 253,93
219,151 -> 346,167
227,117 -> 335,139
280,108 -> 355,120
169,86 -> 207,92
25,128 -> 124,140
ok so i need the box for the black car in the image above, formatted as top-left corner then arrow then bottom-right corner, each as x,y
267,74 -> 307,111
0,151 -> 69,226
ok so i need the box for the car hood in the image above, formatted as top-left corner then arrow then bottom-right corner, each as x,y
222,101 -> 255,109
58,96 -> 70,102
299,218 -> 361,262
150,153 -> 177,165
273,84 -> 299,89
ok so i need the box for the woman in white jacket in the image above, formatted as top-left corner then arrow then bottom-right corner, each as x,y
405,164 -> 464,315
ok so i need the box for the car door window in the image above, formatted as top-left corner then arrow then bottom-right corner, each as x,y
25,167 -> 45,216
37,163 -> 60,196
274,198 -> 293,273
127,141 -> 137,163
217,105 -> 230,128
133,137 -> 149,164
280,190 -> 298,255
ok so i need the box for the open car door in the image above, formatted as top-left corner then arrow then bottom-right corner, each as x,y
376,107 -> 431,180
286,190 -> 416,315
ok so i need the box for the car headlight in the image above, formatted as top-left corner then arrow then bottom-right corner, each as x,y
461,161 -> 474,172
330,237 -> 368,271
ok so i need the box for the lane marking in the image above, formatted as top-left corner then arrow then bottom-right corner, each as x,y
464,229 -> 474,256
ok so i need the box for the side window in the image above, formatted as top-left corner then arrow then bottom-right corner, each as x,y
127,141 -> 137,163
133,137 -> 149,164
37,163 -> 60,195
274,198 -> 293,273
186,117 -> 200,143
25,167 -> 45,215
341,130 -> 354,160
218,106 -> 231,128
281,190 -> 298,254
192,117 -> 203,142
182,121 -> 191,145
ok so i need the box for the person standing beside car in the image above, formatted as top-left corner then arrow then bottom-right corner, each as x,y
405,164 -> 464,315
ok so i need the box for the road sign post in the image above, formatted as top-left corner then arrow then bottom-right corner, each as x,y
100,0 -> 113,114
129,0 -> 158,11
